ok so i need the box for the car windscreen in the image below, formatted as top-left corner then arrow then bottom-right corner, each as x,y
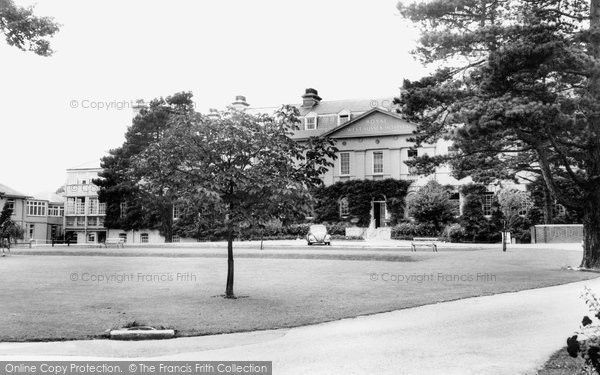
310,226 -> 327,234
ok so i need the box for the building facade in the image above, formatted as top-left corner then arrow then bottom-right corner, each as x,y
0,183 -> 65,243
63,161 -> 107,244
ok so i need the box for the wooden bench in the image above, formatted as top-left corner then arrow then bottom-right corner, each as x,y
411,237 -> 438,252
104,238 -> 125,248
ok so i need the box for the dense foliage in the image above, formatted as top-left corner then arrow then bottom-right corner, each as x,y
407,180 -> 455,232
311,179 -> 410,226
94,92 -> 195,242
0,0 -> 60,56
397,0 -> 600,267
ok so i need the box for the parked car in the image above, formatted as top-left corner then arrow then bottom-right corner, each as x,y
306,224 -> 331,246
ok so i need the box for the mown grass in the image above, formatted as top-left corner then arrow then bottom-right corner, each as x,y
0,245 -> 595,341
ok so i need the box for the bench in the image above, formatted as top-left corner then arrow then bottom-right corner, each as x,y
411,237 -> 438,252
104,238 -> 125,248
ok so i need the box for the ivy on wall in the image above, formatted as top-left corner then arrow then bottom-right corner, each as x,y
312,179 -> 411,226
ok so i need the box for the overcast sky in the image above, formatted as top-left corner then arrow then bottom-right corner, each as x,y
1,0 -> 430,195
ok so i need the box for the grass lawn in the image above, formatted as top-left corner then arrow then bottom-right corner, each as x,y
0,245 -> 597,341
537,346 -> 586,374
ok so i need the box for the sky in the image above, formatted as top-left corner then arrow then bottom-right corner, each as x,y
1,0 -> 430,195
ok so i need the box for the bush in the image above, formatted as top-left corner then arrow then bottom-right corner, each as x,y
391,222 -> 438,239
407,181 -> 456,232
440,223 -> 466,243
565,287 -> 600,374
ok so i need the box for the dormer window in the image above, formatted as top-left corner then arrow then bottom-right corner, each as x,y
305,113 -> 317,130
338,110 -> 351,125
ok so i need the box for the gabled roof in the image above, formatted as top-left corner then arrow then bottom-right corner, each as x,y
0,183 -> 29,198
320,107 -> 410,138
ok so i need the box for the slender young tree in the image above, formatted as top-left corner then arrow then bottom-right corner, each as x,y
136,105 -> 337,298
397,0 -> 600,267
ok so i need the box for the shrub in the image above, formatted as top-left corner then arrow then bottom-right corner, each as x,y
565,287 -> 600,374
407,180 -> 456,232
441,223 -> 466,243
391,222 -> 438,239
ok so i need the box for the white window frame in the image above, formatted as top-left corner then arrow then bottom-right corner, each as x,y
172,234 -> 181,243
305,112 -> 317,130
338,110 -> 350,126
483,192 -> 494,216
340,152 -> 350,176
373,152 -> 384,175
6,198 -> 15,213
339,197 -> 349,217
119,233 -> 127,243
140,233 -> 149,243
173,205 -> 182,220
27,201 -> 47,216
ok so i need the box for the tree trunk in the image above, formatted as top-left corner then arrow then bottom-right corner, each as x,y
542,185 -> 553,224
580,192 -> 600,268
225,224 -> 235,298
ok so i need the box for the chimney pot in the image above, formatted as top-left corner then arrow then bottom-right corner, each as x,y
231,95 -> 250,110
301,88 -> 322,108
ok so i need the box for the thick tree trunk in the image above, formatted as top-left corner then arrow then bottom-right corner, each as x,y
542,185 -> 553,224
225,225 -> 235,298
580,192 -> 600,268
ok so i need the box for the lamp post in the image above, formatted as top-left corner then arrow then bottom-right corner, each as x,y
502,219 -> 507,252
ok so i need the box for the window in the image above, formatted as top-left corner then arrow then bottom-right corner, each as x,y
27,201 -> 47,216
28,224 -> 35,239
172,234 -> 180,243
483,192 -> 494,216
305,115 -> 317,130
140,233 -> 149,243
373,152 -> 383,174
173,205 -> 182,220
449,192 -> 460,216
338,110 -> 351,125
88,198 -> 98,214
50,225 -> 58,239
339,197 -> 349,217
87,233 -> 96,243
119,233 -> 127,243
408,149 -> 418,158
48,205 -> 63,216
6,198 -> 14,213
340,152 -> 350,175
120,202 -> 127,219
518,193 -> 532,216
98,203 -> 106,215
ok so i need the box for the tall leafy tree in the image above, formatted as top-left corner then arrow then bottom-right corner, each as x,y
136,105 -> 337,298
95,92 -> 195,242
407,180 -> 455,232
0,202 -> 22,251
397,0 -> 600,267
0,0 -> 59,56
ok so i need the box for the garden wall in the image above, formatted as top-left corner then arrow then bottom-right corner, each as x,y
531,224 -> 583,244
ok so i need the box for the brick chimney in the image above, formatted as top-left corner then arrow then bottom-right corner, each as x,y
231,95 -> 250,111
301,88 -> 322,108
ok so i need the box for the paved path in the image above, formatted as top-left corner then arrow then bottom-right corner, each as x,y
1,276 -> 599,374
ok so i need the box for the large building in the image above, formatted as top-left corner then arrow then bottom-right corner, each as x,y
238,89 -> 470,239
63,161 -> 106,244
0,183 -> 65,243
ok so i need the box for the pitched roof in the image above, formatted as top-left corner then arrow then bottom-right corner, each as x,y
295,97 -> 394,116
32,192 -> 65,203
0,183 -> 29,198
67,160 -> 102,170
319,108 -> 408,138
